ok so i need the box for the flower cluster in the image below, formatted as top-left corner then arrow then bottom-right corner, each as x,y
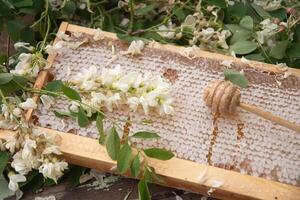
156,10 -> 232,52
10,53 -> 47,79
69,65 -> 173,116
0,97 -> 67,198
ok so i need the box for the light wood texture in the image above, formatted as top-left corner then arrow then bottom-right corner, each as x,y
25,22 -> 69,121
2,22 -> 299,200
240,103 -> 300,133
1,127 -> 300,200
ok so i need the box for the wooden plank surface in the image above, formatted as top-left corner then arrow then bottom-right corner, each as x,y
7,177 -> 210,200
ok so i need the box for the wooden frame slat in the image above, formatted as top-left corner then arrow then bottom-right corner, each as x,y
1,127 -> 299,200
1,22 -> 299,200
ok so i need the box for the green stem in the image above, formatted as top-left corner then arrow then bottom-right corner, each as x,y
129,0 -> 134,32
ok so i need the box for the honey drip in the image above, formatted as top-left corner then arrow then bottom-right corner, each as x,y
206,113 -> 219,165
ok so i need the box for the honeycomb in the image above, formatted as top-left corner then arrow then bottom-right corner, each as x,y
34,33 -> 300,185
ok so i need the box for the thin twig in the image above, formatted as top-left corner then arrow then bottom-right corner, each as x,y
5,36 -> 10,72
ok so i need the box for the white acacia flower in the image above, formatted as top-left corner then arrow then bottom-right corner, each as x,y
256,19 -> 278,44
120,18 -> 130,27
12,107 -> 22,117
253,0 -> 282,11
210,180 -> 223,188
112,72 -> 142,92
14,42 -> 35,52
11,151 -> 33,175
221,60 -> 233,68
42,145 -> 62,155
126,40 -> 145,55
69,101 -> 79,113
90,92 -> 106,108
1,104 -> 10,120
8,173 -> 26,192
158,21 -> 175,39
72,65 -> 100,91
40,95 -> 55,109
127,97 -> 139,112
14,42 -> 30,50
201,28 -> 215,40
57,31 -> 70,41
45,41 -> 65,54
241,56 -> 251,64
10,53 -> 32,76
104,93 -> 121,112
180,45 -> 200,59
158,96 -> 174,115
5,136 -> 18,153
93,28 -> 104,41
19,98 -> 37,110
22,138 -> 37,159
101,65 -> 122,86
0,120 -> 17,130
217,30 -> 231,49
39,161 -> 68,183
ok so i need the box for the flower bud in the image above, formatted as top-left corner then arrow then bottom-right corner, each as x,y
176,32 -> 182,39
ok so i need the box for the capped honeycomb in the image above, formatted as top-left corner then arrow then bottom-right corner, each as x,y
34,32 -> 300,186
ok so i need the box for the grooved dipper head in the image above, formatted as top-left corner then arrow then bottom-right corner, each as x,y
203,80 -> 241,115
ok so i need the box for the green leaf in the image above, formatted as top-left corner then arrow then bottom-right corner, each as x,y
105,126 -> 120,160
96,113 -> 105,144
136,4 -> 155,15
224,69 -> 249,88
143,148 -> 174,160
0,175 -> 14,200
77,106 -> 89,127
117,142 -> 132,174
53,110 -> 73,118
0,151 -> 10,174
141,32 -> 166,43
131,154 -> 140,177
295,25 -> 300,42
0,53 -> 6,65
230,30 -> 252,44
6,19 -> 25,42
45,80 -> 63,92
20,171 -> 43,192
147,166 -> 164,183
62,1 -> 76,16
204,0 -> 226,8
131,131 -> 160,139
230,41 -> 257,55
62,84 -> 81,101
269,40 -> 289,59
0,75 -> 28,95
225,24 -> 245,34
12,0 -> 33,8
117,33 -> 147,44
239,16 -> 253,30
269,8 -> 286,21
245,53 -> 265,62
173,4 -> 186,22
19,170 -> 38,187
20,26 -> 35,43
251,3 -> 271,19
68,165 -> 86,187
0,73 -> 13,85
43,178 -> 56,187
287,43 -> 300,59
138,179 -> 151,200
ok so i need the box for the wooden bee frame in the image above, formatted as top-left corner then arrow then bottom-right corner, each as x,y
1,22 -> 299,200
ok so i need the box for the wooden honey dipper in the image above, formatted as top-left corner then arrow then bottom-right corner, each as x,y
203,80 -> 300,133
